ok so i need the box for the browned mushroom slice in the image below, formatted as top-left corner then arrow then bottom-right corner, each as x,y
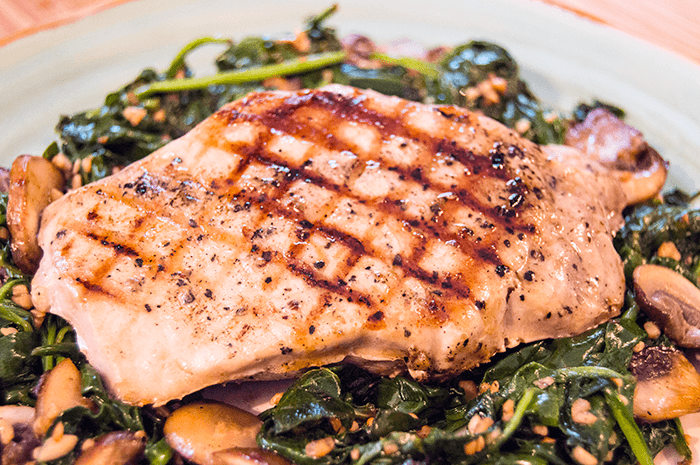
75,431 -> 146,465
0,166 -> 9,285
565,108 -> 667,205
164,401 -> 262,465
33,358 -> 95,438
211,447 -> 293,465
633,264 -> 700,348
341,34 -> 378,68
629,345 -> 700,421
0,168 -> 10,193
7,155 -> 65,274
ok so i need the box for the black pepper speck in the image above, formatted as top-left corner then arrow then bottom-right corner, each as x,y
495,265 -> 508,277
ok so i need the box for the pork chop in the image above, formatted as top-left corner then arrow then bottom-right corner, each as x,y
31,85 -> 629,406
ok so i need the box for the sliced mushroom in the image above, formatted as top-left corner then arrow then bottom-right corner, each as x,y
75,431 -> 146,465
630,345 -> 700,421
613,145 -> 668,205
633,264 -> 700,348
341,34 -> 378,68
164,401 -> 262,465
211,447 -> 293,465
0,167 -> 10,193
7,155 -> 65,274
565,108 -> 667,205
0,166 -> 8,284
1,422 -> 40,465
33,358 -> 95,438
0,405 -> 40,465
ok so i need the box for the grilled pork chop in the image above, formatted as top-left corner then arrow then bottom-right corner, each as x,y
32,85 -> 630,406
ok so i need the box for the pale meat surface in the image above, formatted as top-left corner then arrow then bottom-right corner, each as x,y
31,85 -> 627,406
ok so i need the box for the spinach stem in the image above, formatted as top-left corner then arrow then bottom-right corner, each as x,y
53,325 -> 73,365
0,278 -> 28,301
56,325 -> 72,344
491,388 -> 536,449
0,301 -> 33,332
145,438 -> 174,465
309,3 -> 339,27
555,366 -> 627,382
673,417 -> 693,460
370,52 -> 442,79
603,388 -> 653,465
165,37 -> 232,79
621,293 -> 640,323
0,279 -> 16,301
136,51 -> 347,99
31,342 -> 77,357
42,316 -> 57,371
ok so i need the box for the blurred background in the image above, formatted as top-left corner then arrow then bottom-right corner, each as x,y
1,0 -> 699,63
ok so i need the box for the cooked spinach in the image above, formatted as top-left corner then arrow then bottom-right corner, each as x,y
0,330 -> 40,405
256,194 -> 700,464
0,6 -> 696,465
258,307 -> 682,465
57,6 -> 565,187
615,191 -> 700,283
434,41 -> 566,145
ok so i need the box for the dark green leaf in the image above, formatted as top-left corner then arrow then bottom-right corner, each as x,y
0,331 -> 40,388
270,368 -> 356,434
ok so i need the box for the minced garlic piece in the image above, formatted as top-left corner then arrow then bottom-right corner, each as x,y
123,106 -> 147,126
571,398 -> 598,425
644,321 -> 661,339
305,437 -> 335,458
572,445 -> 598,465
657,241 -> 682,261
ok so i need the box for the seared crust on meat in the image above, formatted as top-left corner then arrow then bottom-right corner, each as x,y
31,85 -> 627,406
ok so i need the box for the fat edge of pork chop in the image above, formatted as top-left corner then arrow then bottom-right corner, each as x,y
31,85 -> 627,406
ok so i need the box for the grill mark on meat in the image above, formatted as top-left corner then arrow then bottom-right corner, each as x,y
85,232 -> 139,257
130,172 -> 476,305
225,91 -> 536,240
287,261 -> 376,308
219,90 -> 537,228
66,231 -> 140,296
67,183 -> 475,322
406,265 -> 471,300
74,277 -> 110,295
33,86 -> 632,406
314,226 -> 365,259
60,89 -> 544,320
93,200 -> 478,307
70,183 -> 387,313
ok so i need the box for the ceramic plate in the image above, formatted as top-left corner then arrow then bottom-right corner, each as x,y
1,0 -> 699,462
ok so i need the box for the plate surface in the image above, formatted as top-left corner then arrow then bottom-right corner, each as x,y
1,0 -> 700,462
